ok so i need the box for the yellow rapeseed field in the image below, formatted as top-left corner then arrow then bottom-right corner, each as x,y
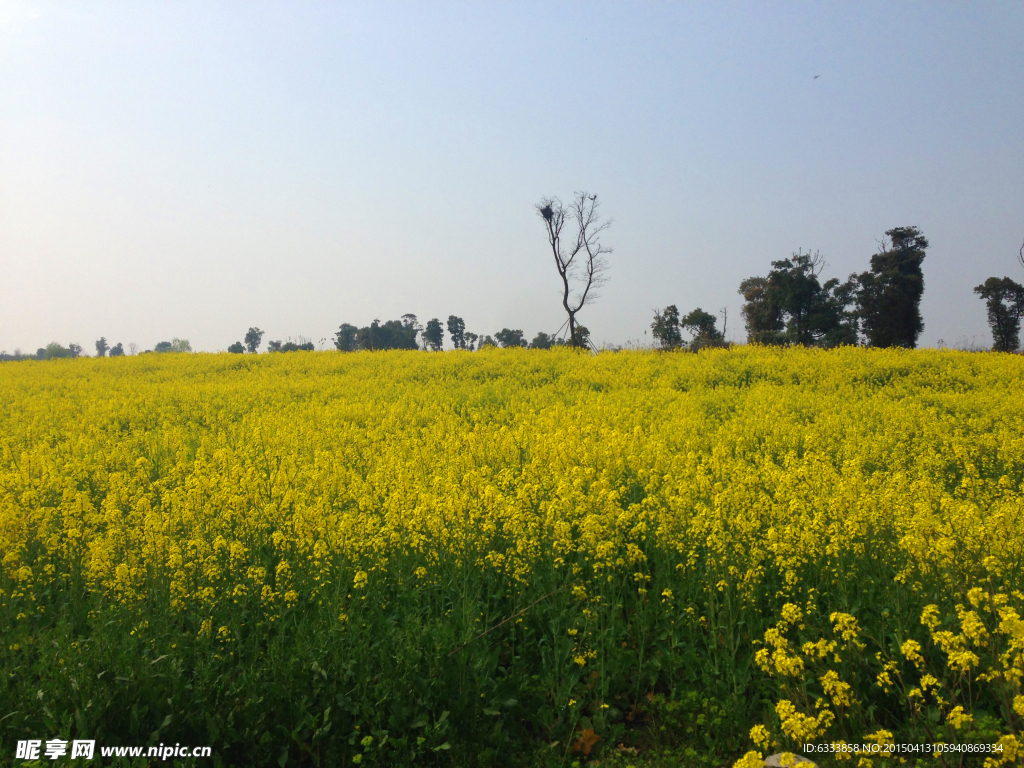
1,347 -> 1022,767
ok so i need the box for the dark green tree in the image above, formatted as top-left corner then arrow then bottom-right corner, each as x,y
494,328 -> 527,348
334,324 -> 359,352
767,251 -> 826,345
394,318 -> 420,349
38,343 -> 72,360
537,192 -> 612,348
272,340 -> 314,352
94,337 -> 109,357
446,316 -> 466,349
478,335 -> 497,348
771,251 -> 858,347
68,343 -> 82,358
974,277 -> 1024,352
227,342 -> 244,353
530,332 -> 554,349
680,308 -> 726,351
464,332 -> 478,351
423,318 -> 444,351
108,342 -> 124,357
357,319 -> 419,351
154,341 -> 173,353
244,327 -> 264,354
402,314 -> 422,340
651,305 -> 683,349
815,278 -> 860,347
355,322 -> 381,351
739,251 -> 857,346
738,276 -> 785,345
855,227 -> 928,348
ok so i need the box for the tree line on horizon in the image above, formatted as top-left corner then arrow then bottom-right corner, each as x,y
3,212 -> 1022,361
652,226 -> 928,352
223,316 -> 591,355
653,227 -> 1024,354
0,338 -> 191,362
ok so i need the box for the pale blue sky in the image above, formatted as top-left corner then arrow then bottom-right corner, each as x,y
1,2 -> 1022,352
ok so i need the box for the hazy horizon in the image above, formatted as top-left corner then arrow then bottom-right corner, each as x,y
2,2 -> 1022,353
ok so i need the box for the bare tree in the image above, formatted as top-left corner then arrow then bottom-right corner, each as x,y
806,249 -> 827,278
536,192 -> 611,348
1019,238 -> 1023,271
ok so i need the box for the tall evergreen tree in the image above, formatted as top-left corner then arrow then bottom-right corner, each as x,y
651,305 -> 683,349
244,327 -> 264,354
446,316 -> 466,349
974,277 -> 1024,352
423,318 -> 444,351
94,337 -> 109,357
855,227 -> 928,348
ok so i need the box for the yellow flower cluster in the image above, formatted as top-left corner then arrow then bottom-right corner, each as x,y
751,590 -> 1024,766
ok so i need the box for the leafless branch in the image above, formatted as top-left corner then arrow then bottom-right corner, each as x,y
808,250 -> 827,278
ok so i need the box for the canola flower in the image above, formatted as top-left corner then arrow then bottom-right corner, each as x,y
1,346 -> 1022,765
